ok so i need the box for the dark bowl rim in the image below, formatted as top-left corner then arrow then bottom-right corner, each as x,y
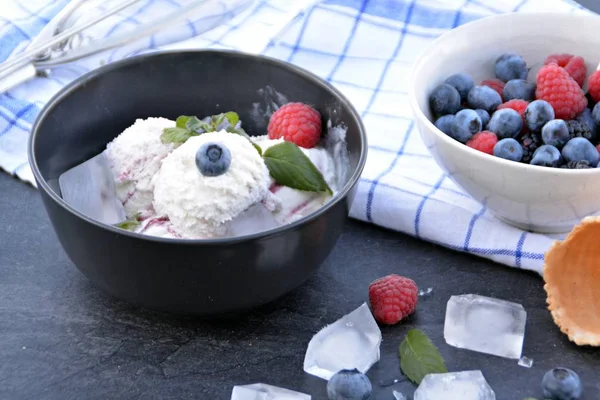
28,48 -> 368,245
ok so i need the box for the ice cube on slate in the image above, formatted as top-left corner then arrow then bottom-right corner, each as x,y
230,383 -> 311,399
303,302 -> 382,380
414,370 -> 496,400
518,356 -> 533,368
444,294 -> 526,359
393,390 -> 409,400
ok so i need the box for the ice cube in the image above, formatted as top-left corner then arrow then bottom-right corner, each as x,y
225,203 -> 278,237
393,390 -> 408,400
303,302 -> 382,380
419,287 -> 433,297
518,356 -> 533,368
414,370 -> 496,400
444,294 -> 526,359
230,383 -> 310,400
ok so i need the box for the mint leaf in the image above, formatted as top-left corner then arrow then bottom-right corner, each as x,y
398,329 -> 447,384
176,115 -> 191,129
252,142 -> 263,156
161,127 -> 196,144
114,213 -> 141,231
186,116 -> 211,133
224,111 -> 239,127
213,113 -> 226,130
262,142 -> 332,194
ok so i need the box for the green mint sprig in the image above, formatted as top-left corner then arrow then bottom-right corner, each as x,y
398,329 -> 448,384
161,114 -> 332,194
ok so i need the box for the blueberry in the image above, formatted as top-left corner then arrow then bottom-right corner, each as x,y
195,142 -> 231,177
467,85 -> 502,114
444,73 -> 474,101
530,145 -> 562,167
525,100 -> 555,132
495,53 -> 528,82
487,108 -> 522,139
541,119 -> 569,147
562,137 -> 600,165
541,368 -> 582,400
503,79 -> 536,101
592,102 -> 600,127
435,114 -> 455,135
451,109 -> 482,143
327,369 -> 372,400
494,138 -> 523,161
575,108 -> 596,137
429,83 -> 461,116
474,109 -> 490,127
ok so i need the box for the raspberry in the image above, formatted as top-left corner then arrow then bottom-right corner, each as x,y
498,99 -> 529,121
520,132 -> 542,164
545,53 -> 587,87
588,70 -> 600,103
536,63 -> 587,120
480,79 -> 505,98
267,102 -> 322,148
466,131 -> 498,155
368,274 -> 418,325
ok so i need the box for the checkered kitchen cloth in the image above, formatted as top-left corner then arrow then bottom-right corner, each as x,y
0,0 -> 592,274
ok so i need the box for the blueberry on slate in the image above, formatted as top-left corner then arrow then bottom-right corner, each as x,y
474,109 -> 490,127
562,137 -> 600,165
575,108 -> 596,138
503,79 -> 536,101
495,53 -> 528,82
451,109 -> 482,143
541,119 -> 570,148
541,368 -> 582,400
592,102 -> 600,127
327,369 -> 372,400
195,142 -> 231,177
494,138 -> 523,161
435,114 -> 455,135
530,145 -> 562,167
487,108 -> 522,139
467,85 -> 503,114
525,100 -> 555,132
429,83 -> 461,116
445,73 -> 474,101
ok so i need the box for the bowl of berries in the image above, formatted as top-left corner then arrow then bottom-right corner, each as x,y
409,12 -> 600,233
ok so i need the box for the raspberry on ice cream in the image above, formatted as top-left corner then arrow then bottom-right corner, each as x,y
106,117 -> 176,218
153,131 -> 270,238
267,102 -> 322,148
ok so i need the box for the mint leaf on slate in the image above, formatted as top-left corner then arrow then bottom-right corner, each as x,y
263,142 -> 332,194
114,213 -> 141,231
161,127 -> 196,144
176,115 -> 191,129
398,329 -> 447,384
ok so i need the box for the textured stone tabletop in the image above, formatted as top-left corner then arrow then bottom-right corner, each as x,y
1,172 -> 599,399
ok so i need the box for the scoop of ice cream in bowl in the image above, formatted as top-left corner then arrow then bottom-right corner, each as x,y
29,50 -> 367,315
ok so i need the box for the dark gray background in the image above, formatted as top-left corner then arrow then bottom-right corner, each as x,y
2,2 -> 600,399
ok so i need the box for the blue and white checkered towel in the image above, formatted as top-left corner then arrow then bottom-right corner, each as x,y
0,0 -> 592,274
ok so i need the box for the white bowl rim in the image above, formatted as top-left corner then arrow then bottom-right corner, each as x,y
408,11 -> 600,175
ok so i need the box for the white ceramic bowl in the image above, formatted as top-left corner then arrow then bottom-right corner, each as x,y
409,12 -> 600,234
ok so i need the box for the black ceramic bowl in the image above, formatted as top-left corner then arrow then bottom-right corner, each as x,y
29,50 -> 367,315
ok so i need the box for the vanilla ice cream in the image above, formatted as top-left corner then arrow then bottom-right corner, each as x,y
153,131 -> 270,238
106,117 -> 176,218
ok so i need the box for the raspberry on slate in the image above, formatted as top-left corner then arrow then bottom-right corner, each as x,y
368,274 -> 418,325
545,53 -> 587,87
588,70 -> 600,103
536,63 -> 587,120
481,78 -> 505,98
467,131 -> 498,155
267,102 -> 322,148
